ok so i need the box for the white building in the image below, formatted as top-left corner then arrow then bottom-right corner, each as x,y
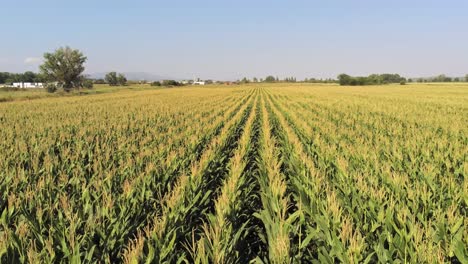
12,82 -> 44,88
193,81 -> 205,85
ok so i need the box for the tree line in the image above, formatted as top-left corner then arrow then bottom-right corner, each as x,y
238,76 -> 335,83
337,74 -> 407,86
3,46 -> 468,90
410,74 -> 468,83
0,72 -> 44,84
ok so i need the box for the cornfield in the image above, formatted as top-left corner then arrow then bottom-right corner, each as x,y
0,84 -> 466,263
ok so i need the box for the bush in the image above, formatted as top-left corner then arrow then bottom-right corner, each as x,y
162,80 -> 180,86
151,81 -> 161,86
400,80 -> 406,85
82,79 -> 94,89
44,83 -> 57,93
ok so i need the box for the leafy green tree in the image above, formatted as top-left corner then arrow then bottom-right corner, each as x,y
0,72 -> 8,83
151,81 -> 161,86
40,46 -> 87,90
117,74 -> 127,86
105,72 -> 118,86
465,74 -> 468,82
265,76 -> 276,82
22,71 -> 36,82
337,74 -> 352,85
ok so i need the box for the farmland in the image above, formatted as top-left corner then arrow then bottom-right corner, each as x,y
0,83 -> 467,263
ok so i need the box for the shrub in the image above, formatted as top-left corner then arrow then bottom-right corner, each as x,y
151,81 -> 161,86
82,79 -> 94,89
44,83 -> 57,93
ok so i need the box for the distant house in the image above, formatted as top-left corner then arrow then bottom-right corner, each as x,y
193,81 -> 205,85
12,82 -> 44,88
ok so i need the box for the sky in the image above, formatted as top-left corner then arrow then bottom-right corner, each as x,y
1,0 -> 468,80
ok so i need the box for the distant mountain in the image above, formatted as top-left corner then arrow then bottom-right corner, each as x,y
85,72 -> 184,81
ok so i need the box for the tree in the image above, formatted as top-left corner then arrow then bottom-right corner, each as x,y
22,71 -> 37,82
117,74 -> 127,86
0,72 -> 8,84
151,81 -> 161,86
465,74 -> 468,82
433,74 -> 451,82
106,72 -> 127,86
105,72 -> 118,86
337,74 -> 352,85
265,76 -> 276,82
40,46 -> 87,90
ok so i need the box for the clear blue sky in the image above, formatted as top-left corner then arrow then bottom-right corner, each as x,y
1,0 -> 467,80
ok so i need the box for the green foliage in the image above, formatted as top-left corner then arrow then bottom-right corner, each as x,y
44,83 -> 57,93
40,46 -> 87,90
81,79 -> 94,89
284,77 -> 296,82
0,72 -> 44,84
105,72 -> 118,86
117,74 -> 127,86
105,72 -> 127,86
161,80 -> 180,86
264,76 -> 276,83
304,78 -> 336,83
432,74 -> 452,82
338,73 -> 406,86
150,81 -> 161,86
